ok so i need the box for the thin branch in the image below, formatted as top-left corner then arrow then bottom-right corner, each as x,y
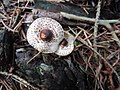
1,19 -> 14,32
93,0 -> 101,60
27,51 -> 41,64
13,14 -> 26,32
61,12 -> 120,24
0,72 -> 39,90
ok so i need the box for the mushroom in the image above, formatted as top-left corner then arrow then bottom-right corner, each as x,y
55,31 -> 75,56
27,17 -> 74,56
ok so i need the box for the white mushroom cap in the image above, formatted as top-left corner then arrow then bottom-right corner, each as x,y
55,31 -> 75,56
27,17 -> 64,53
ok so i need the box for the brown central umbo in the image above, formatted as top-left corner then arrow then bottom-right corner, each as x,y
40,29 -> 54,42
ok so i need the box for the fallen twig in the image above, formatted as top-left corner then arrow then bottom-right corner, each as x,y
61,12 -> 120,24
0,71 -> 39,90
1,19 -> 14,32
27,51 -> 41,64
93,0 -> 101,60
13,14 -> 27,32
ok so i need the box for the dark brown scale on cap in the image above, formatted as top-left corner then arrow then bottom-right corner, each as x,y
59,38 -> 68,48
40,29 -> 54,42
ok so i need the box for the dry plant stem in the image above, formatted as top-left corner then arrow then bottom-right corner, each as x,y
102,35 -> 113,41
74,30 -> 83,41
106,50 -> 120,60
9,8 -> 17,27
77,27 -> 92,45
0,13 -> 7,19
112,58 -> 119,67
21,29 -> 27,39
95,62 -> 102,80
92,30 -> 107,39
106,24 -> 120,46
1,81 -> 9,90
93,45 -> 106,48
94,0 -> 101,45
11,1 -> 28,28
11,9 -> 21,28
0,85 -> 3,90
0,71 -> 39,90
18,7 -> 33,10
0,80 -> 12,90
83,8 -> 89,15
13,14 -> 26,32
84,34 -> 92,41
83,31 -> 92,46
77,26 -> 91,35
22,1 -> 30,12
94,0 -> 101,60
3,80 -> 13,90
95,62 -> 104,90
68,26 -> 77,35
97,40 -> 114,45
27,51 -> 41,64
61,12 -> 120,24
76,36 -> 120,83
117,53 -> 120,65
113,24 -> 120,30
85,52 -> 93,71
61,12 -> 120,46
0,0 -> 8,16
9,78 -> 18,90
1,19 -> 14,32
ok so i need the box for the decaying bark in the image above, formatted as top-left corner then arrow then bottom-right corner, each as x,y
0,30 -> 14,71
31,9 -> 89,26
